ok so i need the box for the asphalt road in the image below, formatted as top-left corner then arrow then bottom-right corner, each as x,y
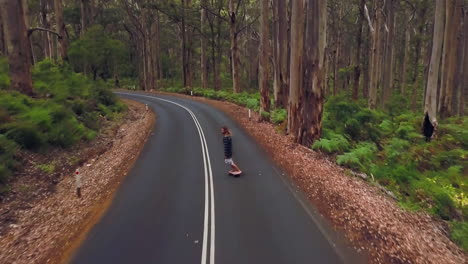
70,92 -> 362,264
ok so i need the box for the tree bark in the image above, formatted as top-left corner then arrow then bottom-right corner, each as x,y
272,0 -> 289,108
381,0 -> 395,107
80,0 -> 91,36
229,0 -> 241,93
400,11 -> 412,95
201,0 -> 208,89
0,10 -> 5,56
352,0 -> 365,101
461,8 -> 468,115
368,1 -> 383,109
54,0 -> 68,61
0,0 -> 33,95
424,0 -> 445,128
288,0 -> 305,136
300,0 -> 327,145
259,0 -> 270,120
439,0 -> 462,118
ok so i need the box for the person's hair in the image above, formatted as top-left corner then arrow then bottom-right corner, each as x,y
221,126 -> 232,136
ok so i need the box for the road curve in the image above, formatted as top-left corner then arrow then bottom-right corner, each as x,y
70,92 -> 362,264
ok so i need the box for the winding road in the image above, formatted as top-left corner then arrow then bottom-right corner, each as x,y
70,92 -> 362,264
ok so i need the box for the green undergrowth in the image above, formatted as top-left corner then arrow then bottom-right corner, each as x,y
0,57 -> 126,188
159,87 -> 289,125
312,96 -> 467,250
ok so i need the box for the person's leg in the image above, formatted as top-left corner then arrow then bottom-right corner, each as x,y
230,162 -> 241,172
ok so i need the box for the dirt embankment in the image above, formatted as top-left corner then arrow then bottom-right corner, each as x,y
0,99 -> 155,264
151,91 -> 466,264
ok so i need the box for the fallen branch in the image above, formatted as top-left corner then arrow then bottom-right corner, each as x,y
28,27 -> 62,39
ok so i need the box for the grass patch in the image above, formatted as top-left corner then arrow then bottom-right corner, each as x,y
37,163 -> 56,174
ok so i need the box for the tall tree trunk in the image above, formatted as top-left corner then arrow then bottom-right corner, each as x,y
439,0 -> 462,118
411,2 -> 428,111
461,9 -> 468,115
39,0 -> 51,59
278,0 -> 289,108
0,11 -> 5,56
381,0 -> 395,107
229,0 -> 241,93
288,0 -> 305,136
301,0 -> 327,145
368,1 -> 383,109
0,0 -> 33,95
352,0 -> 365,101
201,0 -> 208,89
80,0 -> 91,36
259,0 -> 270,120
181,0 -> 188,88
400,12 -> 412,95
272,0 -> 280,105
362,17 -> 370,98
424,0 -> 445,129
54,0 -> 68,61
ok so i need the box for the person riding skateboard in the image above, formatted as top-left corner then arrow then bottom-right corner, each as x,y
221,126 -> 242,176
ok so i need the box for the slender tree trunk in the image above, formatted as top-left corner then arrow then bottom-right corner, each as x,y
453,8 -> 464,115
259,0 -> 270,120
157,11 -> 162,80
80,0 -> 90,36
54,0 -> 68,61
201,0 -> 208,89
215,15 -> 222,91
272,0 -> 280,105
39,0 -> 51,59
0,11 -> 5,56
229,0 -> 241,93
278,0 -> 289,108
411,3 -> 428,111
381,0 -> 395,107
424,0 -> 445,128
363,18 -> 370,98
400,13 -> 412,95
352,0 -> 365,101
181,0 -> 188,88
439,0 -> 462,118
0,0 -> 33,95
368,1 -> 383,109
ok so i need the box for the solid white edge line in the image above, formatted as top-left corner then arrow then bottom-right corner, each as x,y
116,92 -> 215,264
193,117 -> 216,264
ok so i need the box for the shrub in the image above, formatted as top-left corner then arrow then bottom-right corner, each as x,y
0,57 -> 9,90
451,221 -> 468,251
336,142 -> 377,171
246,98 -> 259,110
271,108 -> 287,125
2,122 -> 44,150
312,132 -> 350,154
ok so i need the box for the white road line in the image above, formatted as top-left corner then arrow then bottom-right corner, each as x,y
116,92 -> 215,264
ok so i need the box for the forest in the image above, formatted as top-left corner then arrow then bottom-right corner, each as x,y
0,0 -> 467,251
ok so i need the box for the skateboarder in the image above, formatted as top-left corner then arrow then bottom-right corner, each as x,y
221,126 -> 242,175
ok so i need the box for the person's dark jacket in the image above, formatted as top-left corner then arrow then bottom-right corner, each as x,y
223,136 -> 232,158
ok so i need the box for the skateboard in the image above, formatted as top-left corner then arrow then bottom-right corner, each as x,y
228,170 -> 242,177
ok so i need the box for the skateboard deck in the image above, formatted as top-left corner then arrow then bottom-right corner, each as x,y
228,170 -> 242,177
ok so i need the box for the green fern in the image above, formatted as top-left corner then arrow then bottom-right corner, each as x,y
336,142 -> 377,171
312,132 -> 350,154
